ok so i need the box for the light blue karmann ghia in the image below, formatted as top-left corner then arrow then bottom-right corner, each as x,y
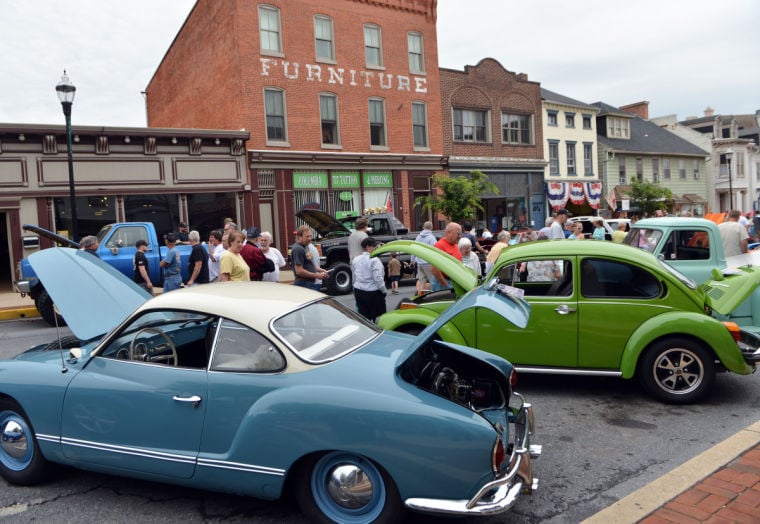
0,248 -> 540,523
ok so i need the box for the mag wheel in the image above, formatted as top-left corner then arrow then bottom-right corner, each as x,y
639,337 -> 715,404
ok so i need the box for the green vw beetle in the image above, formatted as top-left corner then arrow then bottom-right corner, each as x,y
375,240 -> 760,404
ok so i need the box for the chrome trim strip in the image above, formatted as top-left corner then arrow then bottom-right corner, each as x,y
39,434 -> 285,476
514,366 -> 622,377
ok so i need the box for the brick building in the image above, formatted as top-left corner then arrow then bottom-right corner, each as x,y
439,58 -> 546,234
147,0 -> 445,250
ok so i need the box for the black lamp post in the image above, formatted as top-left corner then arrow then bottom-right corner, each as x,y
56,71 -> 78,241
725,149 -> 734,211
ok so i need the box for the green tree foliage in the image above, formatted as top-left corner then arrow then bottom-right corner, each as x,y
625,178 -> 673,216
414,170 -> 498,223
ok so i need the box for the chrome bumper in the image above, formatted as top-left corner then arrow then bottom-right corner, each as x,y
738,330 -> 760,367
14,280 -> 31,296
405,392 -> 541,516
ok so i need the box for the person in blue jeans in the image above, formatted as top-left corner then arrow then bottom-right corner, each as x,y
160,232 -> 182,292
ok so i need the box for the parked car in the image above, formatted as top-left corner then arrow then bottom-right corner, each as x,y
606,217 -> 631,233
0,247 -> 540,522
16,222 -> 193,326
374,240 -> 760,404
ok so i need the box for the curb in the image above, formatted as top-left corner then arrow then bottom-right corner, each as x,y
0,306 -> 40,321
582,419 -> 760,524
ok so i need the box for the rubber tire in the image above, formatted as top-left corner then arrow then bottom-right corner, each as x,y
0,399 -> 48,485
294,452 -> 403,524
638,337 -> 716,404
35,288 -> 66,327
42,335 -> 82,351
325,262 -> 352,295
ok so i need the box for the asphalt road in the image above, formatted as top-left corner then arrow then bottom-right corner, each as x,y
1,283 -> 759,523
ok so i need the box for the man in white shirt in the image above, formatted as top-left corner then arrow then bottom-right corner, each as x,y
207,230 -> 225,282
351,237 -> 387,322
550,209 -> 571,239
719,209 -> 749,257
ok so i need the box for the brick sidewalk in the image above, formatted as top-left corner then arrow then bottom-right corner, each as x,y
639,445 -> 760,523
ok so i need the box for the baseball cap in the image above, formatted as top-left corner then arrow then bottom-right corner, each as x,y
556,209 -> 572,216
247,226 -> 261,239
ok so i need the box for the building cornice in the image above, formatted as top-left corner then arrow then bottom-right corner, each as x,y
248,149 -> 447,170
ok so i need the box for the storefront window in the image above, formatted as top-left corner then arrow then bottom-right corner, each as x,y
54,196 -> 117,240
123,194 -> 180,239
186,193 -> 237,238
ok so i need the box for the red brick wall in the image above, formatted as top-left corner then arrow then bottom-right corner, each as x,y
439,58 -> 544,159
147,0 -> 442,155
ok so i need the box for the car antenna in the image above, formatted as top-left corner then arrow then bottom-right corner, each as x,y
53,306 -> 68,373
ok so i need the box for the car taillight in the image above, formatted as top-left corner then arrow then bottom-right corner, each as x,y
722,321 -> 741,342
492,437 -> 505,473
509,369 -> 518,389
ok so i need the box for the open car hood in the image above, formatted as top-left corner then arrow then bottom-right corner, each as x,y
27,248 -> 151,340
296,209 -> 352,238
373,240 -> 477,296
702,265 -> 760,314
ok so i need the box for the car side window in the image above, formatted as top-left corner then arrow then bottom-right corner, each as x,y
210,319 -> 285,373
581,258 -> 660,299
106,225 -> 149,249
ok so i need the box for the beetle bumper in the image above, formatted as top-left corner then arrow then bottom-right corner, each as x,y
738,330 -> 760,368
405,392 -> 541,516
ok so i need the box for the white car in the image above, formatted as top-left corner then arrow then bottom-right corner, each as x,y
567,216 -> 614,239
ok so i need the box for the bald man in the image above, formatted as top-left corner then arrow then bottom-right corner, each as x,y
430,222 -> 463,291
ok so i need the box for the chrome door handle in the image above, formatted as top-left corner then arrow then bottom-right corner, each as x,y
173,395 -> 202,408
554,305 -> 577,315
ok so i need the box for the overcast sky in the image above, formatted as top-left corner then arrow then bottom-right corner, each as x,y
1,0 -> 757,127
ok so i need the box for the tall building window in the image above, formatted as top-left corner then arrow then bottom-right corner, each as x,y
652,158 -> 660,182
259,5 -> 282,55
453,109 -> 487,142
412,101 -> 428,148
407,32 -> 425,73
501,113 -> 532,144
583,143 -> 593,175
636,158 -> 643,181
549,140 -> 560,175
547,110 -> 558,126
679,159 -> 686,179
565,112 -> 575,128
320,93 -> 339,145
368,98 -> 386,147
693,159 -> 700,179
582,114 -> 593,130
314,15 -> 335,61
618,157 -> 626,184
364,24 -> 383,68
264,88 -> 287,142
663,158 -> 671,179
566,142 -> 576,175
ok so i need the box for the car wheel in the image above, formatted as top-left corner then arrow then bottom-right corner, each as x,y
294,452 -> 403,524
325,262 -> 352,295
0,399 -> 47,485
35,288 -> 66,327
638,337 -> 715,404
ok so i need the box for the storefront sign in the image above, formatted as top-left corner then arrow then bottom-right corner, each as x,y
331,172 -> 360,188
363,172 -> 392,187
261,59 -> 428,93
293,171 -> 328,189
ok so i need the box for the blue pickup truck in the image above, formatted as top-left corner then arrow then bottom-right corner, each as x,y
16,222 -> 193,325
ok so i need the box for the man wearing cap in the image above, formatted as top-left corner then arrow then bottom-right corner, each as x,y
550,209 -> 571,239
160,232 -> 182,292
241,227 -> 268,281
176,222 -> 190,243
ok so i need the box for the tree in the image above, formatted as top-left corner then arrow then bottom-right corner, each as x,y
625,178 -> 673,216
414,170 -> 498,223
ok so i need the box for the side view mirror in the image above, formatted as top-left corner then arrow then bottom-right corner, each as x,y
69,347 -> 82,361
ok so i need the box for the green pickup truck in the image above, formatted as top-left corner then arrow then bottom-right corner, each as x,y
624,217 -> 760,332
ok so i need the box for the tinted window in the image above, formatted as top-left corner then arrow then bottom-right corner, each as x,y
581,258 -> 660,298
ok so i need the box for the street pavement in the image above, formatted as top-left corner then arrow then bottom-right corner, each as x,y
2,281 -> 760,522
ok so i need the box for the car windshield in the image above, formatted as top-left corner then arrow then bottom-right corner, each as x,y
272,298 -> 381,363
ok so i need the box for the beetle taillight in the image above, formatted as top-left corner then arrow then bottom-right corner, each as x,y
492,438 -> 505,473
722,321 -> 741,342
509,369 -> 518,389
399,302 -> 419,310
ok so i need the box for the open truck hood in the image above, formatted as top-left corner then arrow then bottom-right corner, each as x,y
27,248 -> 151,340
296,209 -> 352,238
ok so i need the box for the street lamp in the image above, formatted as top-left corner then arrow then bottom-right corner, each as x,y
56,70 -> 78,241
725,149 -> 734,211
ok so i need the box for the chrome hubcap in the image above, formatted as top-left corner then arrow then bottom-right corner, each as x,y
326,464 -> 374,509
1,420 -> 28,459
